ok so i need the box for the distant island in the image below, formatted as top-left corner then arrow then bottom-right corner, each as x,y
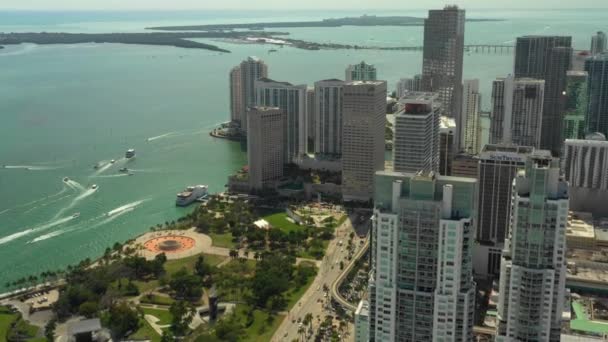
0,31 -> 287,52
148,14 -> 503,31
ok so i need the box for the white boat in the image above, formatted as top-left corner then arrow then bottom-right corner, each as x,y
176,185 -> 208,207
91,184 -> 98,190
110,159 -> 116,164
72,213 -> 80,218
125,149 -> 136,159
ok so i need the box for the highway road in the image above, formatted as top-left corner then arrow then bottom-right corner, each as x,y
272,218 -> 364,342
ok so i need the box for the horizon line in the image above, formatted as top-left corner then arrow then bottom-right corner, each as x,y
0,7 -> 606,12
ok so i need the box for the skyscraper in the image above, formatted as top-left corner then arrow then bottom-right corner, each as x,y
421,5 -> 465,149
496,155 -> 568,342
314,79 -> 344,156
342,81 -> 386,201
254,78 -> 307,162
235,57 -> 268,132
229,66 -> 242,123
345,61 -> 377,82
247,107 -> 286,190
563,71 -> 588,140
490,75 -> 545,148
462,79 -> 481,154
439,116 -> 456,176
563,133 -> 608,217
591,31 -> 607,55
369,171 -> 476,341
585,53 -> 608,138
306,87 -> 316,153
395,75 -> 422,98
393,92 -> 440,174
474,145 -> 544,276
514,36 -> 572,155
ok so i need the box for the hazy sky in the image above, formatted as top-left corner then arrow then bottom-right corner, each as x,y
1,0 -> 606,10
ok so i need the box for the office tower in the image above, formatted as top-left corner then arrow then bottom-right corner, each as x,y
369,171 -> 476,341
234,56 -> 268,132
345,61 -> 377,82
496,155 -> 568,342
342,81 -> 386,201
229,66 -> 242,123
255,78 -> 307,162
474,145 -> 548,276
439,116 -> 456,176
393,92 -> 440,174
247,107 -> 285,190
563,133 -> 608,217
490,75 -> 545,148
585,53 -> 608,138
563,71 -> 588,140
591,31 -> 607,55
452,153 -> 478,178
395,75 -> 422,98
462,79 -> 481,154
314,79 -> 344,156
514,36 -> 572,155
421,5 -> 465,151
478,111 -> 491,152
354,300 -> 370,342
306,87 -> 315,153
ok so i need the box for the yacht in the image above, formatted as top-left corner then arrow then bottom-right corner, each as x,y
72,213 -> 80,218
110,159 -> 116,164
63,177 -> 70,182
118,167 -> 129,173
91,184 -> 98,190
125,149 -> 136,159
176,185 -> 208,207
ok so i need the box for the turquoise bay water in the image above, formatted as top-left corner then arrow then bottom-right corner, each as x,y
0,9 -> 605,289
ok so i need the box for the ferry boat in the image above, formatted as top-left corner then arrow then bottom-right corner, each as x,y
125,149 -> 136,159
176,185 -> 208,207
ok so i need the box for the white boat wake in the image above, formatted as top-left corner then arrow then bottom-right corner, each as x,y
63,178 -> 85,191
0,186 -> 70,216
147,132 -> 178,142
0,214 -> 78,245
28,199 -> 147,243
92,161 -> 114,176
53,184 -> 98,219
107,200 -> 145,216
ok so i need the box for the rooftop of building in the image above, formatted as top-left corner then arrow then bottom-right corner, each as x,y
567,70 -> 589,77
316,78 -> 344,83
355,300 -> 369,316
440,116 -> 456,131
567,212 -> 596,239
482,144 -> 534,154
68,319 -> 102,336
345,80 -> 385,86
398,91 -> 439,103
566,133 -> 607,144
594,219 -> 608,242
256,77 -> 294,87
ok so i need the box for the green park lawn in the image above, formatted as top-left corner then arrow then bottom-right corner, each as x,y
128,318 -> 161,342
234,304 -> 286,342
0,307 -> 18,342
164,253 -> 227,276
140,294 -> 175,306
141,307 -> 173,325
263,212 -> 303,233
209,232 -> 236,249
